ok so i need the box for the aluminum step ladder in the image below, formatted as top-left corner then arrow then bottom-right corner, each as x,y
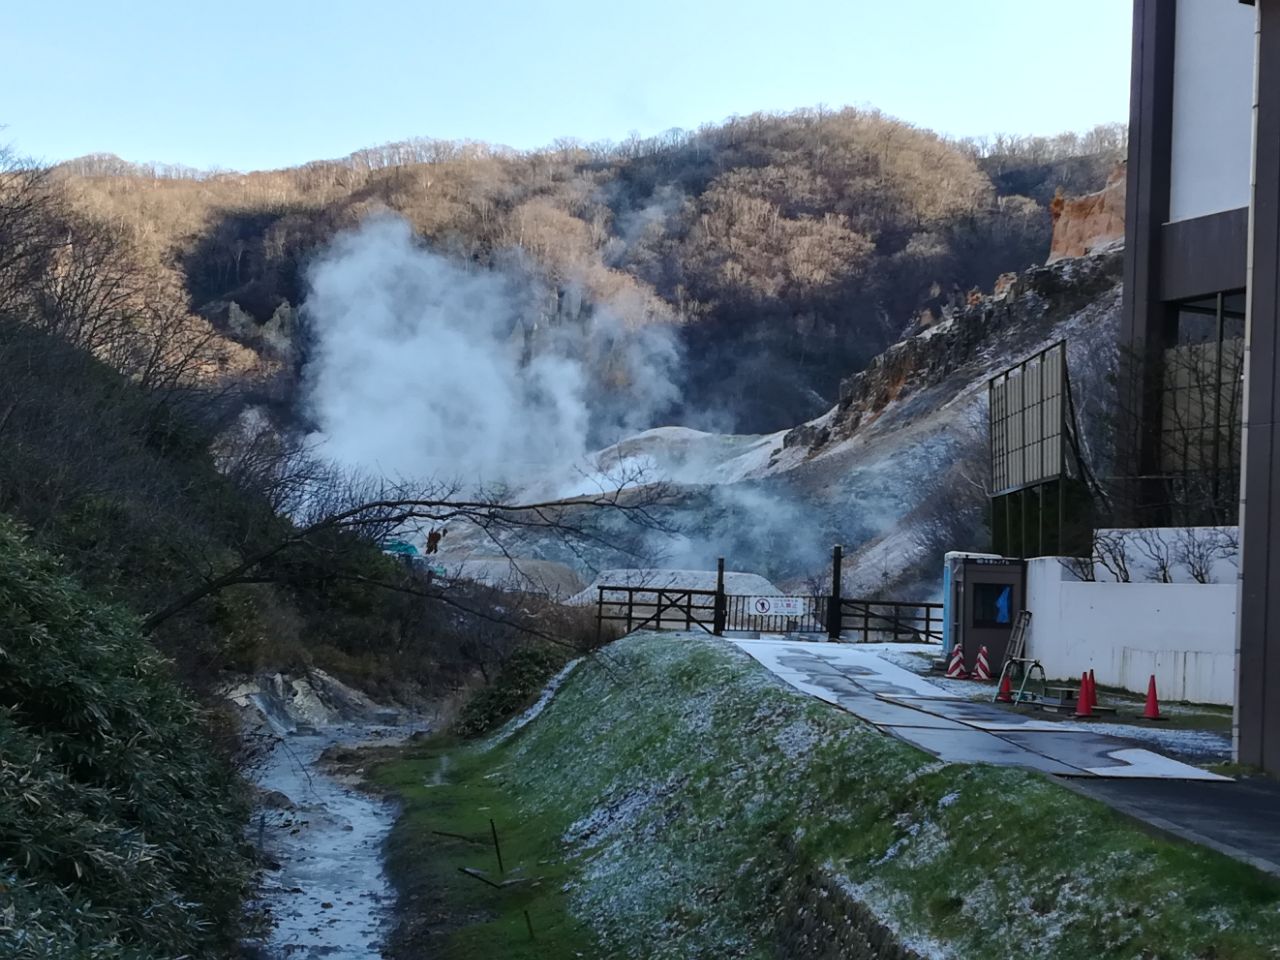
993,610 -> 1046,704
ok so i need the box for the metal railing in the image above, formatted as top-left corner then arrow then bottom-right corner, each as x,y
723,594 -> 828,634
592,551 -> 942,644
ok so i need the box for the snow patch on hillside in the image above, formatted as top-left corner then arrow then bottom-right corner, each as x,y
437,258 -> 1124,595
570,568 -> 782,605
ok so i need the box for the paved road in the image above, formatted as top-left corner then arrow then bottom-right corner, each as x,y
1069,777 -> 1280,877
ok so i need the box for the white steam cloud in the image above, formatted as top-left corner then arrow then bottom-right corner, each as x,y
299,215 -> 682,487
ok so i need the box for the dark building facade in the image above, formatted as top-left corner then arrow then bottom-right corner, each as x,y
1124,0 -> 1280,772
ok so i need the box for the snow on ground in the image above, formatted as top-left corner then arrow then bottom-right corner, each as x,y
526,427 -> 787,502
591,426 -> 786,487
247,726 -> 404,960
490,658 -> 583,744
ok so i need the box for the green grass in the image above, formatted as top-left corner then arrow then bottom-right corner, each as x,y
370,737 -> 600,958
1206,760 -> 1272,780
371,634 -> 1280,960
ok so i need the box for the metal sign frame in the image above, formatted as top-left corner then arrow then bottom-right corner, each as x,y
989,340 -> 1068,497
987,340 -> 1097,559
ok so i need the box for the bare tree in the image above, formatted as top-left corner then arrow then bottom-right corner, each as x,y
26,213 -> 138,355
1092,529 -> 1132,583
1132,528 -> 1175,583
1173,527 -> 1238,585
0,146 -> 62,314
141,464 -> 674,635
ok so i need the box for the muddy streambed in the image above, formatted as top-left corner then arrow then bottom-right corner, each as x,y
245,725 -> 405,959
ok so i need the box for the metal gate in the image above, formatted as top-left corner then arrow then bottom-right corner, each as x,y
840,599 -> 943,643
595,585 -> 720,636
722,594 -> 828,634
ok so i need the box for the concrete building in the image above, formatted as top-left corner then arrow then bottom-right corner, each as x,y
1123,0 -> 1279,771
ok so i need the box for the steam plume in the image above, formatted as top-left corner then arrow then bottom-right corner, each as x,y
299,215 -> 682,487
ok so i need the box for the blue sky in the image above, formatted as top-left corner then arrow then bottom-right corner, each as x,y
3,0 -> 1132,171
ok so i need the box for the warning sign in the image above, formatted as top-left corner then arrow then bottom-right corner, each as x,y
748,597 -> 807,617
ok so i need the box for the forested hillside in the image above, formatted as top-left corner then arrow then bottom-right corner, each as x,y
57,111 -> 1125,430
0,518 -> 250,959
0,138 -> 611,952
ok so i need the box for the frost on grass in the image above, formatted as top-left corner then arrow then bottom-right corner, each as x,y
489,657 -> 582,745
771,717 -> 822,758
468,631 -> 1280,959
562,774 -> 688,848
834,875 -> 956,960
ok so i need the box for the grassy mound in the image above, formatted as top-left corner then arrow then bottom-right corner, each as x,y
0,516 -> 250,959
450,645 -> 570,737
373,632 -> 1280,959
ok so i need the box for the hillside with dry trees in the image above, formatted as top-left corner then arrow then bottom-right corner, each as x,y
54,110 -> 1125,430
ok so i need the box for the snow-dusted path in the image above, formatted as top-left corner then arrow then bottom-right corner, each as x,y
730,637 -> 1229,781
249,726 -> 402,959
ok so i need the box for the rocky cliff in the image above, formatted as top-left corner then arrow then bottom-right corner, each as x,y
440,249 -> 1125,596
785,249 -> 1124,457
1046,163 -> 1126,263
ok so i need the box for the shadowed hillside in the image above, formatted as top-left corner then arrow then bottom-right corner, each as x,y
57,112 -> 1125,431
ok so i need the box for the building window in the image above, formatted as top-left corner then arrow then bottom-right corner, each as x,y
972,583 -> 1013,629
1160,291 -> 1245,524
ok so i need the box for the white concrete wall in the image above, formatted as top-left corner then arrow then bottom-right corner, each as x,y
1024,558 -> 1236,705
1168,0 -> 1256,222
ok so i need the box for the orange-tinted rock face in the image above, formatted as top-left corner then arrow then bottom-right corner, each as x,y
1047,162 -> 1127,263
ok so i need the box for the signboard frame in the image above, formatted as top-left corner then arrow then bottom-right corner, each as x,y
987,340 -> 1094,559
989,340 -> 1068,497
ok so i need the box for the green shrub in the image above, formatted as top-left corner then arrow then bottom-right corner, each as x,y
452,645 -> 567,737
0,515 -> 251,959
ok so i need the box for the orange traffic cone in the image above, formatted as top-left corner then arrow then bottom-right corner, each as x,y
974,646 -> 992,681
996,672 -> 1014,703
1074,672 -> 1094,718
1088,669 -> 1098,709
1143,675 -> 1165,721
945,646 -> 968,679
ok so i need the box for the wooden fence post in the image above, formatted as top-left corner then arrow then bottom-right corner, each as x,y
713,558 -> 726,636
827,545 -> 843,640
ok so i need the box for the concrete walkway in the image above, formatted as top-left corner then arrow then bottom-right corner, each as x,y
1068,777 -> 1280,877
724,636 -> 1280,876
730,638 -> 1228,781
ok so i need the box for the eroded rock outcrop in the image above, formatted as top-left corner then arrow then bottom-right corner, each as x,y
784,249 -> 1124,454
1047,163 -> 1126,263
226,669 -> 401,733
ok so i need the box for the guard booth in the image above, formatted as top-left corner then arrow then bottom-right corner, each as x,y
943,552 -> 1026,669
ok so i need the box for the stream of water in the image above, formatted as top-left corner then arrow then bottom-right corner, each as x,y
246,725 -> 405,959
